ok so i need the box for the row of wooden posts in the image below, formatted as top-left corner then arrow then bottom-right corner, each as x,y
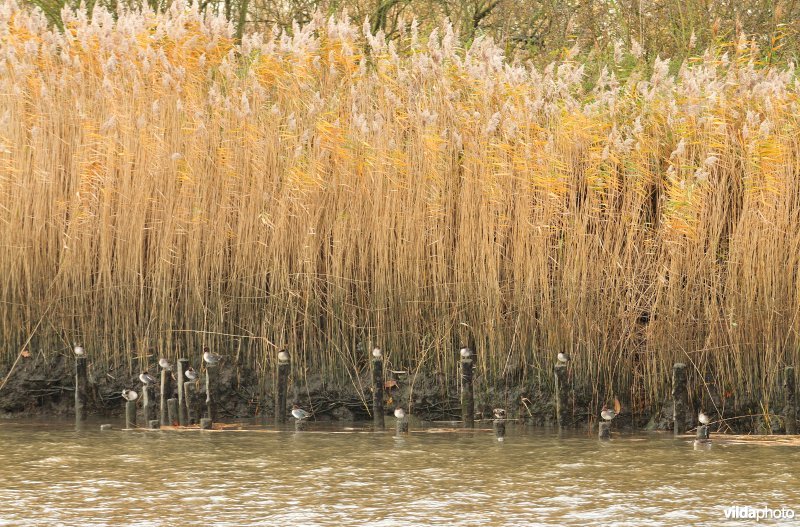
73,354 -> 294,430
74,352 -> 799,437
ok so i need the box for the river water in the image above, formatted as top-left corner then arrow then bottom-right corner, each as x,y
0,420 -> 797,526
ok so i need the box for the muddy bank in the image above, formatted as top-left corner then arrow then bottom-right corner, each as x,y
0,352 -> 785,433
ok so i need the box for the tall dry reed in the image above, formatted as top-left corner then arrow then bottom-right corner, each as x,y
1,2 -> 799,415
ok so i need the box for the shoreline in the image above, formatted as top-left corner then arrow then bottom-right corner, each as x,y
0,352 -> 792,435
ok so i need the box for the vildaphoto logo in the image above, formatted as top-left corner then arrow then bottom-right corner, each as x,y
724,506 -> 795,522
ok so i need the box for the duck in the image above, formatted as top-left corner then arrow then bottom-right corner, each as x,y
121,389 -> 138,402
698,410 -> 710,426
372,347 -> 382,359
291,404 -> 310,421
185,367 -> 198,381
459,347 -> 472,359
139,371 -> 157,385
277,350 -> 289,362
203,348 -> 221,365
394,407 -> 406,419
493,408 -> 506,420
601,404 -> 616,421
158,358 -> 173,371
557,352 -> 569,364
73,346 -> 85,356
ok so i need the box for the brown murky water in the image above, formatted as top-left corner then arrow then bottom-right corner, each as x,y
0,420 -> 798,526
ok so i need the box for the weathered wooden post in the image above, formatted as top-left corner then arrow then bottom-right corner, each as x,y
554,363 -> 568,428
200,418 -> 213,430
177,358 -> 188,426
372,348 -> 385,430
598,421 -> 611,440
148,419 -> 160,429
785,366 -> 797,435
494,418 -> 506,441
460,348 -> 474,428
142,383 -> 156,424
167,398 -> 178,426
672,363 -> 688,436
184,382 -> 197,425
125,400 -> 137,429
205,366 -> 216,424
395,408 -> 408,434
276,350 -> 290,424
696,424 -> 710,440
159,367 -> 172,426
75,352 -> 88,423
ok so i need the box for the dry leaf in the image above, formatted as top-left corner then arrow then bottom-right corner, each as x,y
384,379 -> 398,389
20,350 -> 31,358
613,397 -> 621,414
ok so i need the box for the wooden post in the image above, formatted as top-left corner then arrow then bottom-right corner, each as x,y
75,356 -> 88,422
159,368 -> 171,426
205,366 -> 216,424
148,419 -> 160,429
177,358 -> 188,426
167,398 -> 178,426
100,424 -> 112,431
554,363 -> 568,428
785,366 -> 797,435
493,418 -> 506,441
142,383 -> 156,423
672,363 -> 688,436
276,356 -> 289,424
200,418 -> 212,430
373,356 -> 385,430
396,416 -> 408,434
696,425 -> 710,440
125,400 -> 137,429
184,382 -> 197,425
295,418 -> 307,431
461,354 -> 474,428
599,421 -> 611,440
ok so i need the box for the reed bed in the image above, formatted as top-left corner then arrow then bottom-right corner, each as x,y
1,1 -> 799,415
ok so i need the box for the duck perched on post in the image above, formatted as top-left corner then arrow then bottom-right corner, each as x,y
158,358 -> 173,371
139,371 -> 157,385
184,367 -> 198,381
291,404 -> 310,421
121,389 -> 138,401
601,404 -> 616,422
203,348 -> 221,365
291,404 -> 311,431
557,352 -> 569,364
